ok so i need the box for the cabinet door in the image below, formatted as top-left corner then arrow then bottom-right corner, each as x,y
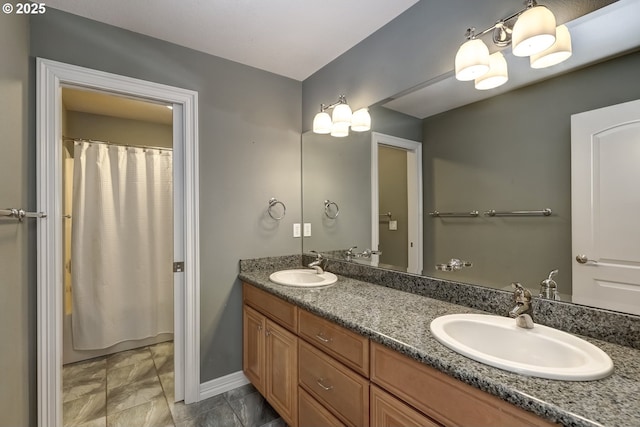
266,319 -> 298,427
243,305 -> 265,395
299,387 -> 346,427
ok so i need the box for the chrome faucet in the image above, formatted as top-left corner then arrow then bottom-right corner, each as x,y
345,246 -> 358,261
308,251 -> 325,274
509,282 -> 534,329
539,269 -> 560,300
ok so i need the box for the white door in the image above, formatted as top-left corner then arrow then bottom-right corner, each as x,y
571,99 -> 640,315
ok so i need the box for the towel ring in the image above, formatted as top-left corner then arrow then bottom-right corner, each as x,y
267,198 -> 286,220
324,200 -> 339,219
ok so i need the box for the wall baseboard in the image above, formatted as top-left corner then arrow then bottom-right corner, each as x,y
199,371 -> 250,401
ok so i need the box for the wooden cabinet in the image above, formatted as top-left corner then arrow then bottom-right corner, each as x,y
298,309 -> 369,377
242,305 -> 265,395
299,340 -> 369,427
370,342 -> 557,427
370,385 -> 441,427
242,284 -> 298,427
299,387 -> 346,427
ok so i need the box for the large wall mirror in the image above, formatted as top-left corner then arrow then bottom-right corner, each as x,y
302,1 -> 640,314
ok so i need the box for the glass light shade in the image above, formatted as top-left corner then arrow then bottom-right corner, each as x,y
330,122 -> 349,137
332,103 -> 352,126
351,108 -> 371,132
530,25 -> 572,69
455,38 -> 490,81
475,52 -> 508,90
512,5 -> 556,57
312,112 -> 332,134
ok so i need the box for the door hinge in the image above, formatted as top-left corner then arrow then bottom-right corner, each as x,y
173,262 -> 185,273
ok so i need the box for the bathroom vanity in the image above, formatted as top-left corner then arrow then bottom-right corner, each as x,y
239,258 -> 640,427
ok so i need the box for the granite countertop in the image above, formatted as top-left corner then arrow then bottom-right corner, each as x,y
239,269 -> 640,427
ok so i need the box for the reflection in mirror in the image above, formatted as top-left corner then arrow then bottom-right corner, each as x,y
301,4 -> 640,314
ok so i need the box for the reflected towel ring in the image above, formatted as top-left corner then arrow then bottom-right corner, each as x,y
324,200 -> 339,219
267,197 -> 286,220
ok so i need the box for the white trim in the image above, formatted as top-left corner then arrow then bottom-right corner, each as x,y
36,58 -> 201,427
199,371 -> 251,401
371,132 -> 423,274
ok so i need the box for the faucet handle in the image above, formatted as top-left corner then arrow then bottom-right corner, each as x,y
309,250 -> 323,260
512,282 -> 532,303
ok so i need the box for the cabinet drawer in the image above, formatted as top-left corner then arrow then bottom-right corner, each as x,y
243,283 -> 297,332
299,387 -> 346,427
299,340 -> 369,427
298,309 -> 369,377
371,342 -> 557,427
371,384 -> 441,427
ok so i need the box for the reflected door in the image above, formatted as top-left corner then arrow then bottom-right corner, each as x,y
571,99 -> 640,315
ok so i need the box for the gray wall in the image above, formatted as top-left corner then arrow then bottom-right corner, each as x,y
30,8 -> 302,386
423,50 -> 640,293
0,11 -> 34,427
378,146 -> 408,268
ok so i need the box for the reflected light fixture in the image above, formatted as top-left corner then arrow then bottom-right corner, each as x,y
530,24 -> 572,68
312,94 -> 371,137
454,0 -> 571,90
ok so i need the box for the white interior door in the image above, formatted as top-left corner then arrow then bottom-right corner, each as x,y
571,98 -> 640,315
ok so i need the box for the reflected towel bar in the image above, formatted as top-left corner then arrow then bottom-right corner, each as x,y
483,208 -> 552,217
1,208 -> 47,222
429,210 -> 479,218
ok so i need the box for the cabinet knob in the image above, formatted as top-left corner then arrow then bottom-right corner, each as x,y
265,329 -> 271,337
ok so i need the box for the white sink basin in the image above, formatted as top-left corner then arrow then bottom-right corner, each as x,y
269,269 -> 338,288
430,314 -> 613,381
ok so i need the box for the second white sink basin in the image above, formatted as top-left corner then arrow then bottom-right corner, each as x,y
269,269 -> 337,288
430,314 -> 613,381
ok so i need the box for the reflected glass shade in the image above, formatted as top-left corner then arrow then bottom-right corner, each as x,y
475,52 -> 508,90
455,38 -> 490,81
351,108 -> 371,132
330,122 -> 350,137
530,25 -> 572,69
512,5 -> 556,57
313,112 -> 332,134
332,103 -> 352,126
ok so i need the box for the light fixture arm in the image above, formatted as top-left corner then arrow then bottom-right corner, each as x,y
463,0 -> 539,45
319,94 -> 348,112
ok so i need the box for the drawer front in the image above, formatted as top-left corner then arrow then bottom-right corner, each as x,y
298,309 -> 369,376
370,384 -> 441,427
299,340 -> 369,427
299,387 -> 346,427
370,342 -> 557,427
243,283 -> 297,332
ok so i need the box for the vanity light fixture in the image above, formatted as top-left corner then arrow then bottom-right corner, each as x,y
454,0 -> 571,89
312,94 -> 371,137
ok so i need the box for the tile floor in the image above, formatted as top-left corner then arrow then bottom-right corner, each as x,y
63,342 -> 284,427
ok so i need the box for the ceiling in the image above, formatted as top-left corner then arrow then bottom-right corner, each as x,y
44,0 -> 419,81
62,88 -> 173,125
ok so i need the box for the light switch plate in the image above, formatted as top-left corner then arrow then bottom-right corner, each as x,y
303,223 -> 311,237
293,223 -> 301,238
389,220 -> 398,230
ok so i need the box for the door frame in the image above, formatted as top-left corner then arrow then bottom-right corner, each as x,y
370,132 -> 423,274
36,58 -> 201,427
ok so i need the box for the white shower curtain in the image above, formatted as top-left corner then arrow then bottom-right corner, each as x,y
71,141 -> 174,350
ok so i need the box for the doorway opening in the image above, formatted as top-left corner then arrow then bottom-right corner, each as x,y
370,132 -> 423,274
37,58 -> 200,427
